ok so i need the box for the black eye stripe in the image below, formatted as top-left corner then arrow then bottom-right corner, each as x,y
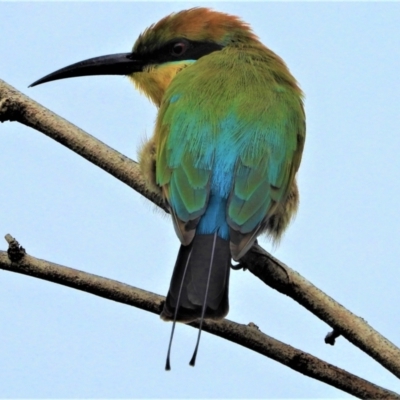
143,39 -> 223,63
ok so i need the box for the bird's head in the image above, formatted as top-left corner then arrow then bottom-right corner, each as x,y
30,8 -> 259,106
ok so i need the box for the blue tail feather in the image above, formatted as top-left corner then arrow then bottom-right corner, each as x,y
196,193 -> 229,240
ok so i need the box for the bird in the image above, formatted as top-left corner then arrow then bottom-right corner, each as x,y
30,7 -> 305,368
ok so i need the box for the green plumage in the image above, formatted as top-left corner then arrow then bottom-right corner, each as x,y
132,8 -> 306,322
28,6 -> 306,352
154,43 -> 305,259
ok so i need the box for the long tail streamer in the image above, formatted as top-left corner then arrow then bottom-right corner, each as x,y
165,248 -> 193,371
189,232 -> 218,367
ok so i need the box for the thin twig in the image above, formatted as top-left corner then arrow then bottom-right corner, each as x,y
325,329 -> 341,346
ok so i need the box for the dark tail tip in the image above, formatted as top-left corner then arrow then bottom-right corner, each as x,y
189,354 -> 196,367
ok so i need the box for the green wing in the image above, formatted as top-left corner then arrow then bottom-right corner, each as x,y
153,48 -> 305,256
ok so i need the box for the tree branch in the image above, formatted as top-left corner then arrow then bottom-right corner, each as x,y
0,79 -> 166,211
1,78 -> 400,384
1,234 -> 398,399
240,244 -> 400,379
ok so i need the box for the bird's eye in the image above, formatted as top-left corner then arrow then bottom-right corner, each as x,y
171,41 -> 188,57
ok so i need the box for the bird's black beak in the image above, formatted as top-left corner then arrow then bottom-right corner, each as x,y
29,53 -> 145,87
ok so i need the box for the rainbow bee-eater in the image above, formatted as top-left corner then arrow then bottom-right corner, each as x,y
31,8 -> 305,367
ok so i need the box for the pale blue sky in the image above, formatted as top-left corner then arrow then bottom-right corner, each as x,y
1,2 -> 400,398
